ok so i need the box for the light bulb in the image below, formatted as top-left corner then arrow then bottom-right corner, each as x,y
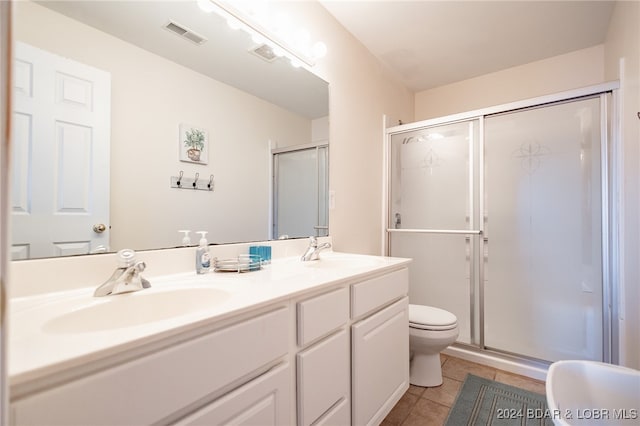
312,41 -> 327,59
227,16 -> 243,30
197,0 -> 216,13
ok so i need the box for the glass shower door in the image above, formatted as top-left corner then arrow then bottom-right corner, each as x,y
483,97 -> 604,361
273,145 -> 328,239
388,120 -> 480,345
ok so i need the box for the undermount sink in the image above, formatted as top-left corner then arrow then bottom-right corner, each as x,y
546,360 -> 640,425
42,288 -> 231,334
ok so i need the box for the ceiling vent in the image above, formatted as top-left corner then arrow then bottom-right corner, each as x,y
163,21 -> 207,45
250,44 -> 278,63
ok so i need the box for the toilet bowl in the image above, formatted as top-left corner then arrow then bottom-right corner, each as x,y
409,304 -> 459,387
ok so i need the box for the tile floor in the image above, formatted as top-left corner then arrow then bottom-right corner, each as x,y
382,354 -> 547,426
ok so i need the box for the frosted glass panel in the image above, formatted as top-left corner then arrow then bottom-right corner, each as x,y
484,97 -> 603,361
390,233 -> 473,345
390,121 -> 479,230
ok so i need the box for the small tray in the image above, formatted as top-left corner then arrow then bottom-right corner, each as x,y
213,254 -> 262,273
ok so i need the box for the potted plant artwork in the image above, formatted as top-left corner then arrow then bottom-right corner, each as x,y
179,124 -> 208,164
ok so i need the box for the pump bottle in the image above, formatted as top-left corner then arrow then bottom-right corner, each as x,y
195,231 -> 211,274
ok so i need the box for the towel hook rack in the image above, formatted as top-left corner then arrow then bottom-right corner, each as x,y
170,171 -> 214,192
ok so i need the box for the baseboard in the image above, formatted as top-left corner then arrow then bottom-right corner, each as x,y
442,345 -> 549,382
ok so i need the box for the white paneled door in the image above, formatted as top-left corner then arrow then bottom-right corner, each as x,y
12,42 -> 111,259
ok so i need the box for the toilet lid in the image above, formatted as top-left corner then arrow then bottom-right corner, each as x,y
409,304 -> 457,331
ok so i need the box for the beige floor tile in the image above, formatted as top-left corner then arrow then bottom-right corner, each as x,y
441,356 -> 497,381
412,398 -> 451,424
421,376 -> 462,407
406,384 -> 426,398
440,353 -> 449,365
494,370 -> 546,395
400,412 -> 431,426
384,391 -> 420,425
384,355 -> 548,425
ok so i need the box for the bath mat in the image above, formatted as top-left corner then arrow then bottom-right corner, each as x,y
445,374 -> 554,426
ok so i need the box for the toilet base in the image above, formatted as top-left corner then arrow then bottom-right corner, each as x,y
410,352 -> 443,387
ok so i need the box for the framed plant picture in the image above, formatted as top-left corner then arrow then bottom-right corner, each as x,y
179,124 -> 208,165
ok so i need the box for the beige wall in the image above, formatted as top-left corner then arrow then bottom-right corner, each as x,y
604,0 -> 640,370
269,1 -> 414,255
414,44 -> 605,120
14,1 -> 312,250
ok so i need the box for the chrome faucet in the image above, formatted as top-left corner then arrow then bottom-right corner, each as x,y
94,249 -> 151,297
301,236 -> 332,261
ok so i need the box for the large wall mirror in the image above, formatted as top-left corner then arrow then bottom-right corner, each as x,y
11,1 -> 329,260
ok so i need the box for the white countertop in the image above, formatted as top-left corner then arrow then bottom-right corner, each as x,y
9,251 -> 410,393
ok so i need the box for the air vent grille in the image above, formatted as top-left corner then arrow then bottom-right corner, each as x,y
250,44 -> 278,63
163,21 -> 207,45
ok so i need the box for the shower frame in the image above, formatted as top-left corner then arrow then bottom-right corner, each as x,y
383,81 -> 620,367
272,142 -> 329,239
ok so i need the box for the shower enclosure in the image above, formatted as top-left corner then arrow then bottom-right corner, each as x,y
386,85 -> 617,364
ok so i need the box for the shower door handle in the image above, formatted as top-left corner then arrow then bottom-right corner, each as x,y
394,213 -> 401,229
482,237 -> 488,260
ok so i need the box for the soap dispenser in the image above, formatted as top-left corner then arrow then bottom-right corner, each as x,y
195,231 -> 211,274
179,230 -> 191,247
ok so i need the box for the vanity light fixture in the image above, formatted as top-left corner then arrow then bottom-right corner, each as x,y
197,0 -> 327,68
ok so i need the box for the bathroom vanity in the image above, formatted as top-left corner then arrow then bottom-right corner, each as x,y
8,246 -> 410,426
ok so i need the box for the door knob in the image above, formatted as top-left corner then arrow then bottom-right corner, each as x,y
93,224 -> 107,233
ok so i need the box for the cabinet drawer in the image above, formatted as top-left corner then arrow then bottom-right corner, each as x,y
297,329 -> 349,426
297,286 -> 349,346
12,307 -> 290,426
351,268 -> 408,319
174,362 -> 290,426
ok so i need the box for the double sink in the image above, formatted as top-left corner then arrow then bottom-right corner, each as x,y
9,251 -> 388,385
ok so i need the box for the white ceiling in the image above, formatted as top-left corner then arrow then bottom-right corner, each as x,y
320,0 -> 616,92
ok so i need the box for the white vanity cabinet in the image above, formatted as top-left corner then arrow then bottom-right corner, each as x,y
351,269 -> 410,426
10,256 -> 411,426
11,307 -> 291,425
295,287 -> 350,426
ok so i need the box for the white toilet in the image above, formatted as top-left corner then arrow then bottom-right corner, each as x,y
409,304 -> 459,387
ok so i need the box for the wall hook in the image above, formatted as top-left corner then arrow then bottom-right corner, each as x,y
171,171 -> 213,192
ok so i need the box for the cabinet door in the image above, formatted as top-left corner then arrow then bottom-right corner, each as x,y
315,398 -> 350,426
297,329 -> 349,426
174,363 -> 290,426
352,297 -> 409,426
